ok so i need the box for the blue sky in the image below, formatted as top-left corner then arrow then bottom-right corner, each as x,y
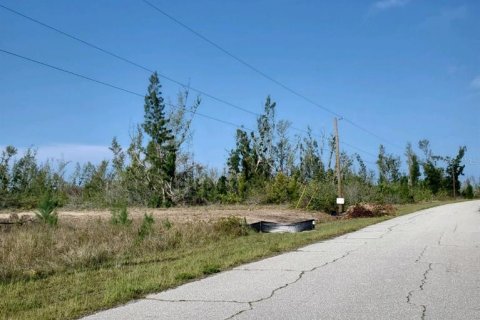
1,0 -> 479,178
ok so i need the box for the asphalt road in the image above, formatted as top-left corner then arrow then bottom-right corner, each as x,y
84,201 -> 480,320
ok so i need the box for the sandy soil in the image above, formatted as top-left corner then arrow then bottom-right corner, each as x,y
0,205 -> 334,224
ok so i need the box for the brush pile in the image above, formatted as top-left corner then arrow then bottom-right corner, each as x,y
345,203 -> 396,218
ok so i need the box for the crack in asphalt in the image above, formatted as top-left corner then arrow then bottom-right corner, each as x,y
387,224 -> 400,233
147,221 -> 412,320
224,248 -> 361,320
437,231 -> 446,246
343,223 -> 400,240
378,223 -> 400,239
143,249 -> 362,320
406,263 -> 433,320
406,233 -> 444,320
144,297 -> 247,304
224,222 -> 406,319
420,305 -> 427,320
419,264 -> 433,291
233,268 -> 303,272
415,246 -> 428,263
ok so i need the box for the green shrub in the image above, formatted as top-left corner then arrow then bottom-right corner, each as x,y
412,187 -> 434,202
296,181 -> 336,213
35,192 -> 58,226
434,189 -> 450,200
265,173 -> 298,204
110,204 -> 131,226
463,183 -> 474,199
161,218 -> 173,230
219,193 -> 242,204
343,180 -> 377,204
137,213 -> 155,240
213,217 -> 249,237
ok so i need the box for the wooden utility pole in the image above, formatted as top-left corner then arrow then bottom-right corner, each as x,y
452,166 -> 456,199
334,117 -> 343,214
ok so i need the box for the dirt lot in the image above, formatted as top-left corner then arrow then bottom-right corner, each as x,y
0,205 -> 335,225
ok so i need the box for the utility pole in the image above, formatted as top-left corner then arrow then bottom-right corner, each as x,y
334,117 -> 343,214
452,166 -> 456,199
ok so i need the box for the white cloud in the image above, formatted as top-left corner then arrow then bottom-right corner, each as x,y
372,0 -> 412,11
471,76 -> 480,90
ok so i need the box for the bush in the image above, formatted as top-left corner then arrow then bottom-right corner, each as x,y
434,189 -> 450,201
463,184 -> 474,199
161,218 -> 173,230
35,192 -> 58,226
218,193 -> 243,204
110,204 -> 131,226
374,183 -> 412,204
296,181 -> 337,213
213,217 -> 249,237
412,187 -> 434,202
343,180 -> 377,204
137,213 -> 155,240
265,173 -> 298,204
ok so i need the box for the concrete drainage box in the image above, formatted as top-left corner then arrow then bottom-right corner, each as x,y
249,219 -> 315,233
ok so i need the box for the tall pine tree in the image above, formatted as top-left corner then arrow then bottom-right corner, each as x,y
405,142 -> 420,188
444,146 -> 467,196
142,72 -> 177,206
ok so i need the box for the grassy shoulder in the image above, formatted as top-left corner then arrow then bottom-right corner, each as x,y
0,200 -> 461,320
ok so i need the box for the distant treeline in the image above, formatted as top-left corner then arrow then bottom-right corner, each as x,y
0,73 -> 477,211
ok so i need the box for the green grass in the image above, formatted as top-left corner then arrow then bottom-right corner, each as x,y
395,199 -> 465,216
0,201 -> 461,320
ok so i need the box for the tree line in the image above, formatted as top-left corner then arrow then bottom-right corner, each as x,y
0,73 -> 477,211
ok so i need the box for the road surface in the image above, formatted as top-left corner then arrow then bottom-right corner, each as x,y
84,201 -> 480,320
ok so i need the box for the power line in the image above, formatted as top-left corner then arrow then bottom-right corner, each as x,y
287,125 -> 377,160
1,0 -> 312,128
0,4 -> 383,161
0,3 -> 258,117
186,111 -> 254,132
0,49 -> 144,97
1,47 -> 376,162
342,141 -> 377,159
141,0 -> 403,150
0,48 -> 253,132
0,3 -> 380,159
